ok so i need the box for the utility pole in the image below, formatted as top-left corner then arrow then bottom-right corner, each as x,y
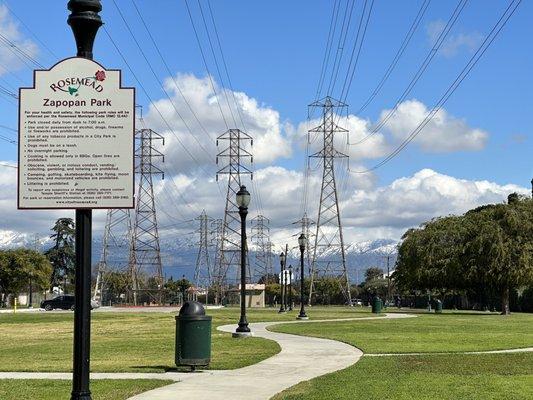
251,215 -> 273,284
308,96 -> 351,305
129,128 -> 164,305
386,255 -> 391,305
194,210 -> 212,304
93,209 -> 132,305
215,129 -> 253,296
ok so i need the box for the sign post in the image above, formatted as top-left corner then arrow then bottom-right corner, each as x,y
17,2 -> 134,399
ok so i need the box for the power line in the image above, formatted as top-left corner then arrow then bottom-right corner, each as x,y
351,0 -> 522,173
327,0 -> 357,97
315,0 -> 341,102
184,0 -> 229,129
196,0 -> 238,127
0,163 -> 16,169
130,0 -> 218,148
338,0 -> 375,103
354,0 -> 432,116
1,1 -> 59,60
350,0 -> 468,145
102,26 -> 212,176
111,0 -> 215,160
0,31 -> 45,69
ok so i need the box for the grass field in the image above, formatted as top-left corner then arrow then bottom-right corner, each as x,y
0,379 -> 172,400
271,311 -> 533,399
271,311 -> 533,353
0,306 -> 372,372
273,353 -> 533,400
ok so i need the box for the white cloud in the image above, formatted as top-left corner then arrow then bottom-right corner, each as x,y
0,5 -> 39,76
343,169 -> 528,231
427,20 -> 483,58
144,73 -> 291,174
1,161 -> 529,249
380,99 -> 488,152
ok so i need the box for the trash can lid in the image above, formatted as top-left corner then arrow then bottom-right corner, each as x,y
179,301 -> 206,316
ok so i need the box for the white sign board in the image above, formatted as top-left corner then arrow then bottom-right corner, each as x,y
279,270 -> 292,285
18,57 -> 135,209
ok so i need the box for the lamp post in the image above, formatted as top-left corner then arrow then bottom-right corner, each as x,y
297,234 -> 308,320
28,271 -> 33,309
288,265 -> 293,311
67,1 -> 102,399
233,185 -> 252,337
278,252 -> 286,313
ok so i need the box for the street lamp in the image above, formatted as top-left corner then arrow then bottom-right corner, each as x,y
28,271 -> 33,309
297,234 -> 308,320
278,252 -> 286,313
288,265 -> 293,311
233,185 -> 252,337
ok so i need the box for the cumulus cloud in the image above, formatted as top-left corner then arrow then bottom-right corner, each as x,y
0,161 -> 529,248
427,20 -> 483,58
144,73 -> 291,174
342,169 -> 528,231
0,5 -> 39,76
380,99 -> 488,152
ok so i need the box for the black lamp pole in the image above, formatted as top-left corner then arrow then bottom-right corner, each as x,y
297,234 -> 308,320
235,185 -> 251,336
278,252 -> 286,313
67,1 -> 102,399
288,265 -> 293,311
28,272 -> 33,308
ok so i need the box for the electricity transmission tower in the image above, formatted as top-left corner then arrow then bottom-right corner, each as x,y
210,218 -> 224,304
214,129 -> 253,300
308,96 -> 351,304
129,128 -> 165,305
194,210 -> 212,302
93,209 -> 132,304
251,215 -> 273,284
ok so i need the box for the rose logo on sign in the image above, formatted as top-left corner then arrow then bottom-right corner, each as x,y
95,70 -> 106,82
50,70 -> 107,96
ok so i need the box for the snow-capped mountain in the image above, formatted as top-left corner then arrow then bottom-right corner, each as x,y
0,230 -> 397,284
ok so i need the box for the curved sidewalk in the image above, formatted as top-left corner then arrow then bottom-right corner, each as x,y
128,313 -> 413,400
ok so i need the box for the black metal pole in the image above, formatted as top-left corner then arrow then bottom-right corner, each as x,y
278,254 -> 285,313
236,206 -> 250,333
67,2 -> 102,399
28,274 -> 33,308
297,245 -> 308,320
288,266 -> 293,311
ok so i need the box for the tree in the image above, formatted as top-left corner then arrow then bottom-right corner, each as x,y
0,249 -> 52,304
394,196 -> 533,315
364,267 -> 384,282
463,199 -> 533,315
45,218 -> 75,289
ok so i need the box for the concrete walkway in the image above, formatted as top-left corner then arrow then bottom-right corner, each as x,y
127,313 -> 413,400
365,347 -> 533,357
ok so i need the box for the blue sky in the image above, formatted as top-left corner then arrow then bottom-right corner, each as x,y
0,0 -> 531,244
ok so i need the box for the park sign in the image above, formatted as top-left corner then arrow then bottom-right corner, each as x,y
18,57 -> 135,209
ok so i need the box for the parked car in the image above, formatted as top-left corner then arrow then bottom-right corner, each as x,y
40,295 -> 99,311
350,299 -> 363,306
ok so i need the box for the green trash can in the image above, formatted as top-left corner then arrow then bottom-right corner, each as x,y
175,301 -> 212,371
435,299 -> 443,314
371,296 -> 382,314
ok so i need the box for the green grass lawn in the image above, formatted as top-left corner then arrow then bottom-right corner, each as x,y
273,353 -> 533,400
0,379 -> 172,400
0,306 -> 371,373
271,312 -> 533,353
